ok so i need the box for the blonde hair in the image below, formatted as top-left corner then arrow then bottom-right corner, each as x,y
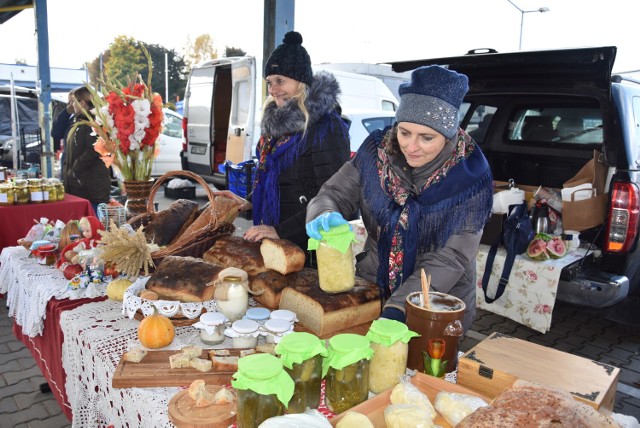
263,81 -> 310,134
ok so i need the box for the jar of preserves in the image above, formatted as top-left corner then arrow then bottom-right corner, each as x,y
260,318 -> 293,344
275,332 -> 328,413
0,166 -> 7,181
366,318 -> 419,393
42,179 -> 56,202
244,307 -> 270,324
232,353 -> 294,428
13,179 -> 29,205
323,333 -> 373,414
27,178 -> 43,203
194,312 -> 228,345
307,223 -> 356,293
49,178 -> 65,201
225,319 -> 260,348
0,182 -> 14,206
269,309 -> 297,324
214,267 -> 249,321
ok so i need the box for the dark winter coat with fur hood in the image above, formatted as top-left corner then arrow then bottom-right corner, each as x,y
255,71 -> 350,253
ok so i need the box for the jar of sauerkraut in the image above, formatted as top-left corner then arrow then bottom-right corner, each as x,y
232,353 -> 294,428
308,223 -> 356,293
366,318 -> 419,393
323,334 -> 373,414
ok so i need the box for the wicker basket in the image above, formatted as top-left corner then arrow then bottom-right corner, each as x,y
127,170 -> 250,265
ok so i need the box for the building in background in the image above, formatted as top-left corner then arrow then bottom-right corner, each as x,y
0,63 -> 87,92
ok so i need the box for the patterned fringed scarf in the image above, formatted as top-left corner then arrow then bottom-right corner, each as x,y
355,130 -> 493,298
252,111 -> 345,226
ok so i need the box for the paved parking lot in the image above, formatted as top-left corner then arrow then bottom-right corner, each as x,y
1,183 -> 639,426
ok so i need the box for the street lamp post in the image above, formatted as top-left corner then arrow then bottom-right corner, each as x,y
507,0 -> 550,50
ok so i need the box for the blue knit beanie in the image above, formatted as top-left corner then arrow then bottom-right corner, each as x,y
395,65 -> 469,139
264,31 -> 313,86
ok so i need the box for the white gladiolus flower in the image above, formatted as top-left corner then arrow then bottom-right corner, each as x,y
132,99 -> 151,117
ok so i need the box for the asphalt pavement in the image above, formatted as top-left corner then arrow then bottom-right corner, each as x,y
1,182 -> 639,427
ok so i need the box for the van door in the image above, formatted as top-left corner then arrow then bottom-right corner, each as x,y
226,57 -> 256,165
184,63 -> 217,177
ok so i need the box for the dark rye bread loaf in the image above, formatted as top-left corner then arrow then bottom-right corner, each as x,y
250,268 -> 318,309
277,269 -> 381,337
145,256 -> 223,302
203,236 -> 268,277
143,199 -> 199,246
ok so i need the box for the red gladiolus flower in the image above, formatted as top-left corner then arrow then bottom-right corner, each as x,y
428,338 -> 446,359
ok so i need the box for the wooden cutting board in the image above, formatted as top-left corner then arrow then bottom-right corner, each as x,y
112,349 -> 244,388
329,372 -> 489,428
168,384 -> 237,428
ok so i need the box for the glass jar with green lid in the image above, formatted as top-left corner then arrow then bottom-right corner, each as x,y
27,178 -> 43,203
323,333 -> 373,414
232,353 -> 294,428
0,182 -> 14,206
307,223 -> 357,293
13,179 -> 29,205
42,179 -> 56,202
275,332 -> 328,413
366,318 -> 419,393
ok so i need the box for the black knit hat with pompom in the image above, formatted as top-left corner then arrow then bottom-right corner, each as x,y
264,31 -> 313,85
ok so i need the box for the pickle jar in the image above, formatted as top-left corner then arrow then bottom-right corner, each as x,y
366,319 -> 419,393
231,353 -> 294,428
0,182 -> 14,206
214,267 -> 249,321
13,179 -> 29,205
275,332 -> 328,413
0,166 -> 7,181
307,223 -> 356,293
27,178 -> 43,203
42,179 -> 56,202
323,333 -> 373,414
49,178 -> 65,201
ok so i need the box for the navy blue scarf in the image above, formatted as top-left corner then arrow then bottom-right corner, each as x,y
252,111 -> 346,226
354,129 -> 493,297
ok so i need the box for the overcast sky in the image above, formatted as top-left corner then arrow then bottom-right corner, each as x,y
0,0 -> 637,73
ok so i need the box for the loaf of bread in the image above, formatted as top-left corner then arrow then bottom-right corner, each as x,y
458,380 -> 619,427
145,256 -> 223,302
142,199 -> 200,246
278,272 -> 381,337
203,236 -> 268,277
260,238 -> 305,275
250,268 -> 319,309
179,192 -> 246,240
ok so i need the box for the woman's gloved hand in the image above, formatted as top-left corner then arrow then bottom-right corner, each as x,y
306,212 -> 348,240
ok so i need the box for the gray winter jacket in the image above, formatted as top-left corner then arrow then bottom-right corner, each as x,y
306,133 -> 483,332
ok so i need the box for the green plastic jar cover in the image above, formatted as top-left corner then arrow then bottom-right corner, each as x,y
307,223 -> 356,254
275,332 -> 328,369
366,318 -> 420,347
231,353 -> 294,407
322,333 -> 373,378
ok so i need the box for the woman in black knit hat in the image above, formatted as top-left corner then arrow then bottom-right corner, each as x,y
243,31 -> 351,258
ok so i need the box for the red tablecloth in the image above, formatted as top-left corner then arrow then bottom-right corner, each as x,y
0,194 -> 94,250
12,296 -> 107,421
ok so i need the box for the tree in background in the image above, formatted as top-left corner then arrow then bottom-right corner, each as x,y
184,34 -> 218,68
225,46 -> 246,57
86,36 -> 188,104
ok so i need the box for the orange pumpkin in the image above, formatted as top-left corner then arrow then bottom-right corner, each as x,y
138,312 -> 175,349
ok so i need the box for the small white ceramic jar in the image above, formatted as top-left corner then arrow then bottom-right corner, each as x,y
261,318 -> 294,344
270,309 -> 297,324
244,307 -> 271,324
225,319 -> 260,348
194,312 -> 228,345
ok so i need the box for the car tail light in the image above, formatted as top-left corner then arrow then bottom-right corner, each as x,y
604,181 -> 640,252
182,117 -> 188,151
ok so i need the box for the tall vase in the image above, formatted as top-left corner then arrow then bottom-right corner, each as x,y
123,180 -> 154,217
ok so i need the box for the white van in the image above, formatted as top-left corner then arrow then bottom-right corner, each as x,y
181,56 -> 257,186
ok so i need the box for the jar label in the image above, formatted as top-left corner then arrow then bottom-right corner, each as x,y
30,191 -> 44,201
0,194 -> 7,203
43,191 -> 50,201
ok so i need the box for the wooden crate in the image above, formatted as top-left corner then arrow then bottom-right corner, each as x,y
457,332 -> 619,411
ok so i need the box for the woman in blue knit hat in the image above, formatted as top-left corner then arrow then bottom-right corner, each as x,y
243,31 -> 350,258
306,65 -> 493,331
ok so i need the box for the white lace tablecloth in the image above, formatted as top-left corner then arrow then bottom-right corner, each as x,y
60,299 -> 238,428
476,244 -> 589,333
0,246 -> 107,337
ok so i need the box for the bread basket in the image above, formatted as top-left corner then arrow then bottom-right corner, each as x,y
126,170 -> 250,265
